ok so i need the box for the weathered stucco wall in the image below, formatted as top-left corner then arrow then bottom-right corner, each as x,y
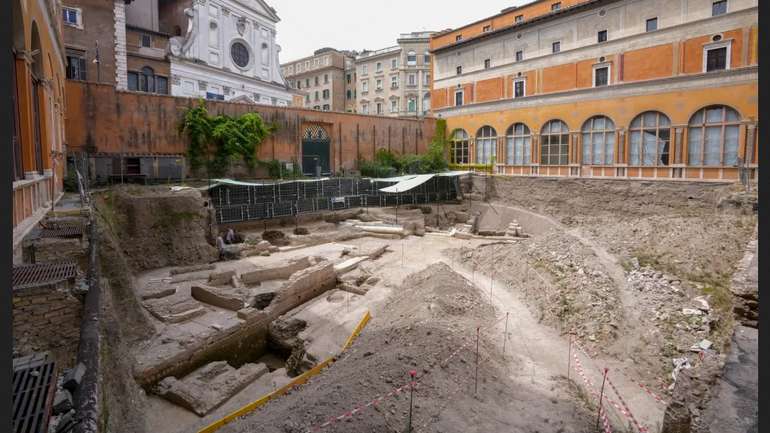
65,81 -> 437,173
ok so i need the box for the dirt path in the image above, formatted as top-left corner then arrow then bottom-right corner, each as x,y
373,234 -> 665,432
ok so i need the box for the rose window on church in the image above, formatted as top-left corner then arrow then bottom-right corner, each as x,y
231,42 -> 250,68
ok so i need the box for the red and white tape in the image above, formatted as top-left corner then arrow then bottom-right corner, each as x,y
629,378 -> 669,406
572,337 -> 668,408
571,357 -> 612,433
605,375 -> 647,432
310,381 -> 417,432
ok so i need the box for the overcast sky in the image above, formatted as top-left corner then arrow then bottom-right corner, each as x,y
270,0 -> 528,62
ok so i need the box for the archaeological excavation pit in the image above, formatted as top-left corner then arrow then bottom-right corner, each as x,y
83,175 -> 758,433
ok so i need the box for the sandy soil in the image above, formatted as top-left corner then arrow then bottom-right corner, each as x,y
223,261 -> 595,433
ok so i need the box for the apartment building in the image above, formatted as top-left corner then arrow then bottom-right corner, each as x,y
431,0 -> 757,182
281,48 -> 357,111
355,32 -> 434,117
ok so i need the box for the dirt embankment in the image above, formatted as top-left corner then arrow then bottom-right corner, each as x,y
223,263 -> 594,433
92,186 -> 222,433
97,186 -> 218,272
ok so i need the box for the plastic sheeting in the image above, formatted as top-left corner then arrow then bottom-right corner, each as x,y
378,174 -> 435,193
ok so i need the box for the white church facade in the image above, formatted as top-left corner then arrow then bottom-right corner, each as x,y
168,0 -> 291,105
118,0 -> 292,105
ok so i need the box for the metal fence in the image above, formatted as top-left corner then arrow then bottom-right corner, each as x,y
209,176 -> 462,224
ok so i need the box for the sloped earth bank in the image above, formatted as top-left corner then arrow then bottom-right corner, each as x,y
463,176 -> 757,430
223,263 -> 596,433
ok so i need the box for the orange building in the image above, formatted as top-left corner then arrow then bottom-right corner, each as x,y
11,0 -> 68,256
430,0 -> 758,181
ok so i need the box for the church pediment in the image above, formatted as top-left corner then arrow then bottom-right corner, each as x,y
230,0 -> 280,22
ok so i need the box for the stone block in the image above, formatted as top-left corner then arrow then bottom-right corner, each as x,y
63,363 -> 86,391
208,270 -> 236,286
191,285 -> 246,311
143,296 -> 206,323
141,287 -> 177,300
157,361 -> 269,416
53,389 -> 73,415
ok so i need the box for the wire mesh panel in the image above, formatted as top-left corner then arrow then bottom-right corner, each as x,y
210,175 -> 465,223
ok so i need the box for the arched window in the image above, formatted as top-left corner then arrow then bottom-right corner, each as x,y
476,126 -> 497,164
687,105 -> 741,166
407,50 -> 417,65
629,111 -> 671,166
505,123 -> 531,165
540,120 -> 569,165
581,116 -> 615,165
450,129 -> 469,164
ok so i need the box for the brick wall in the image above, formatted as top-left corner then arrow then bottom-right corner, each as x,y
13,284 -> 83,368
65,81 -> 437,174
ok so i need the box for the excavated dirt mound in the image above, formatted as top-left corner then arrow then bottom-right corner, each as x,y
223,264 -> 594,433
98,187 -> 218,271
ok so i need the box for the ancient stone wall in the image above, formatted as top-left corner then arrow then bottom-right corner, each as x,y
13,284 -> 83,368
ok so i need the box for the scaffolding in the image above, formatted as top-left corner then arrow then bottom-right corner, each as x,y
207,173 -> 468,224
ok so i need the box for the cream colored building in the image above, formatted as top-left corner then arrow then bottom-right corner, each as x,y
281,48 -> 357,111
355,32 -> 434,117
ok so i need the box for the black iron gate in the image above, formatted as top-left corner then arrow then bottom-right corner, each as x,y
301,125 -> 330,176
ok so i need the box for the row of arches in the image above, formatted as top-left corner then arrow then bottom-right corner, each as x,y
449,105 -> 746,168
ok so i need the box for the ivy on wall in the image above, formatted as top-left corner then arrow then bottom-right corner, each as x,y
178,100 -> 275,177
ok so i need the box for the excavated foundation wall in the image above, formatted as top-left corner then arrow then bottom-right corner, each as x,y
135,260 -> 337,387
102,187 -> 218,272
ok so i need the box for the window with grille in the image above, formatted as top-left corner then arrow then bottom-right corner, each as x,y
476,126 -> 497,164
629,111 -> 671,166
540,120 -> 569,165
141,34 -> 152,48
506,123 -> 531,165
594,66 -> 609,86
581,116 -> 615,165
687,105 -> 740,166
705,46 -> 728,72
450,129 -> 470,164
